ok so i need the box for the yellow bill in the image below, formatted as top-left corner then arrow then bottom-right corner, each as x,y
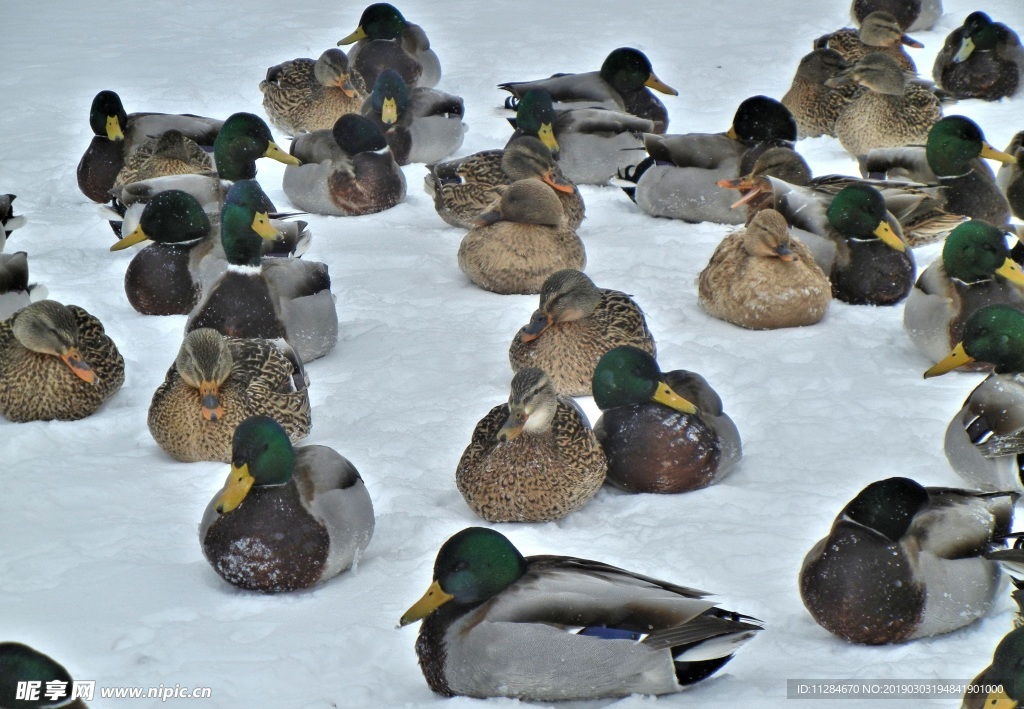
109,225 -> 150,251
537,123 -> 559,154
216,463 -> 255,514
872,220 -> 906,252
381,97 -> 398,125
653,382 -> 697,414
980,142 -> 1018,164
996,258 -> 1024,287
105,115 -> 124,141
265,141 -> 301,166
399,580 -> 455,626
338,26 -> 367,45
644,72 -> 678,96
923,342 -> 974,378
251,211 -> 281,240
726,126 -> 738,140
953,37 -> 976,63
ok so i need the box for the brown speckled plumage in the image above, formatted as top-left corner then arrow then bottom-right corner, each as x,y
0,304 -> 124,422
113,130 -> 212,189
260,52 -> 367,136
782,50 -> 864,138
815,12 -> 919,72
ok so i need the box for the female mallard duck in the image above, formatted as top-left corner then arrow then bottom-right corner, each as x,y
507,89 -> 654,186
0,300 -> 124,422
360,69 -> 465,165
399,526 -> 762,700
865,115 -> 1018,225
698,209 -> 831,329
592,346 -> 741,494
0,193 -> 26,250
781,49 -> 863,139
499,47 -> 677,133
904,221 -> 1024,369
148,329 -> 311,463
186,180 -> 337,364
851,0 -> 942,32
933,11 -> 1024,101
76,90 -> 222,204
998,130 -> 1024,220
112,129 -> 212,190
815,11 -> 923,73
337,2 -> 441,89
0,642 -> 87,709
283,113 -> 406,216
457,180 -> 585,295
619,96 -> 797,224
424,135 -> 583,229
508,269 -> 655,396
455,368 -> 606,522
200,415 -> 374,593
925,305 -> 1024,493
0,252 -> 47,321
829,52 -> 942,159
800,476 -> 1015,644
961,626 -> 1024,708
260,49 -> 367,136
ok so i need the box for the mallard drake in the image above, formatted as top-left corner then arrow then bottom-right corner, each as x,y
0,642 -> 87,709
698,209 -> 831,329
620,96 -> 797,224
399,526 -> 762,700
815,11 -> 923,73
424,135 -> 583,229
829,52 -> 942,159
186,180 -> 337,364
719,146 -> 965,247
0,252 -> 47,321
961,626 -> 1024,708
851,0 -> 942,32
457,180 -> 585,295
112,129 -> 212,190
0,193 -> 26,250
508,269 -> 655,396
260,49 -> 367,136
455,368 -> 606,522
781,49 -> 863,139
998,131 -> 1024,220
499,47 -> 677,133
76,90 -> 222,203
0,300 -> 124,422
200,415 -> 374,593
148,329 -> 311,463
360,69 -> 464,165
800,476 -> 1015,644
283,113 -> 406,216
904,221 -> 1024,369
592,346 -> 741,494
865,115 -> 1018,225
337,2 -> 441,89
925,305 -> 1024,493
933,11 -> 1024,101
507,89 -> 654,186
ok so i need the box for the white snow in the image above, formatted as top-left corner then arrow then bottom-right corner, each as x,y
3,0 -> 1024,707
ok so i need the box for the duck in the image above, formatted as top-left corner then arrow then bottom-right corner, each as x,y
719,146 -> 964,247
186,180 -> 337,364
619,96 -> 797,225
148,329 -> 311,463
0,642 -> 88,708
932,11 -> 1024,101
424,135 -> 583,229
904,220 -> 1024,369
506,89 -> 655,186
924,305 -> 1024,494
829,52 -> 943,159
592,346 -> 741,494
337,2 -> 441,89
76,89 -> 222,203
399,526 -> 762,700
960,626 -> 1024,708
698,209 -> 832,329
109,189 -> 310,316
0,299 -> 124,422
283,113 -> 406,216
457,180 -> 585,295
815,11 -> 923,73
781,49 -> 863,139
0,193 -> 26,250
508,269 -> 655,396
199,415 -> 374,593
800,476 -> 1015,644
360,69 -> 465,165
112,129 -> 213,190
260,48 -> 367,136
864,115 -> 1018,225
455,368 -> 606,522
0,252 -> 47,321
851,0 -> 942,32
499,47 -> 677,133
998,130 -> 1024,220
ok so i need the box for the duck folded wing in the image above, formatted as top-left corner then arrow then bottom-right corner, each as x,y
501,72 -> 621,107
910,488 -> 1016,556
412,88 -> 464,118
289,131 -> 352,165
557,107 -> 654,135
863,146 -> 936,181
122,114 -> 223,153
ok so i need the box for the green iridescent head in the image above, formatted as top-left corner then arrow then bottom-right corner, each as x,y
339,3 -> 407,44
220,179 -> 278,267
213,113 -> 298,181
925,116 -> 1016,177
110,189 -> 211,252
730,96 -> 798,144
826,184 -> 905,251
600,48 -> 677,96
214,415 -> 296,514
89,90 -> 127,141
369,69 -> 411,124
842,477 -> 929,541
515,89 -> 559,155
592,346 -> 697,414
941,220 -> 1024,286
0,642 -> 76,708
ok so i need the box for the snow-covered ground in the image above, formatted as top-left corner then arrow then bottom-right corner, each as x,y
3,0 -> 1024,706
